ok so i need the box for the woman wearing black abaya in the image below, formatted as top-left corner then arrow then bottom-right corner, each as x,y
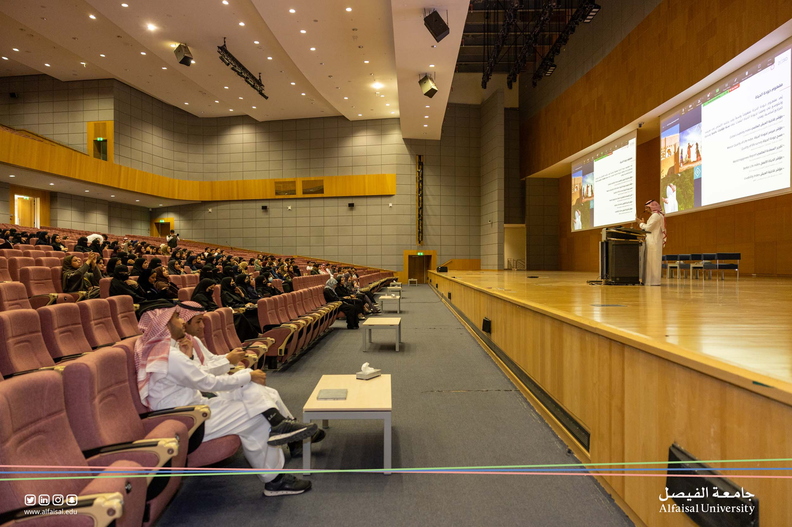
130,258 -> 148,277
194,277 -> 260,342
108,265 -> 146,304
74,237 -> 91,253
191,278 -> 220,310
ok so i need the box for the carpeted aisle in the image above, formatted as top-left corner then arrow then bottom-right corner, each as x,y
157,285 -> 632,527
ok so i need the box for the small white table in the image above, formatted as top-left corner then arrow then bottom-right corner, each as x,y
386,285 -> 402,296
302,374 -> 392,475
361,317 -> 401,351
378,294 -> 401,313
408,278 -> 418,286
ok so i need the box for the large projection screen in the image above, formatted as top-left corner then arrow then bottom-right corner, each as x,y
659,38 -> 792,215
570,131 -> 637,232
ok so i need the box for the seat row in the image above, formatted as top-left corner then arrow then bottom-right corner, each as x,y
663,253 -> 741,280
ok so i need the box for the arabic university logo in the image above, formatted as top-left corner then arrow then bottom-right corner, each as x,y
658,486 -> 757,515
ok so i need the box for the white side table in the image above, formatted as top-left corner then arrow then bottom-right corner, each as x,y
361,317 -> 401,352
379,294 -> 401,313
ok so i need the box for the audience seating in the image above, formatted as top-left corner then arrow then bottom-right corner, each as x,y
201,311 -> 231,355
100,276 -> 113,298
7,256 -> 35,281
108,295 -> 142,338
0,249 -> 23,259
77,299 -> 137,350
0,371 -> 147,527
0,309 -> 57,377
61,348 -> 188,527
0,257 -> 11,282
38,303 -> 94,360
34,256 -> 61,268
22,249 -> 45,259
178,286 -> 195,302
19,266 -> 77,308
0,282 -> 32,311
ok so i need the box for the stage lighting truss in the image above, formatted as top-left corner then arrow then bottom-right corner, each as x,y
217,38 -> 269,99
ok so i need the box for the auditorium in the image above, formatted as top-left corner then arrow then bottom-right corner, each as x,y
0,0 -> 790,526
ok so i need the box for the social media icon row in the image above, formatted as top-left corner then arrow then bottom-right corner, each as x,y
24,494 -> 78,507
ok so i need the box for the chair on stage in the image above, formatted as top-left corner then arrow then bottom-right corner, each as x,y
703,253 -> 741,280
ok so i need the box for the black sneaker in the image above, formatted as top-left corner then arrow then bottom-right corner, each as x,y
267,419 -> 318,446
263,474 -> 312,497
289,429 -> 327,458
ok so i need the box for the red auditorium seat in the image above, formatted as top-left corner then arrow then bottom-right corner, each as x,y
0,371 -> 148,527
61,348 -> 188,527
12,244 -> 34,251
169,274 -> 185,288
22,250 -> 45,259
0,309 -> 56,377
107,295 -> 141,338
99,276 -> 112,298
0,249 -> 23,259
77,299 -> 137,350
0,257 -> 11,282
118,344 -> 242,468
201,311 -> 232,355
0,282 -> 32,311
7,256 -> 34,281
34,256 -> 61,268
178,286 -> 195,302
38,303 -> 94,360
19,266 -> 76,308
46,250 -> 65,258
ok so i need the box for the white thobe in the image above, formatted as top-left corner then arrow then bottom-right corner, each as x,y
146,338 -> 293,482
640,213 -> 664,286
664,185 -> 678,213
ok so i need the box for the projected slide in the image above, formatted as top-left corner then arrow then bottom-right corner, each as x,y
660,40 -> 791,214
571,131 -> 637,231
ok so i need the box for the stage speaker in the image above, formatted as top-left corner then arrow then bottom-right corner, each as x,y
419,75 -> 438,98
174,44 -> 193,66
482,318 -> 491,334
348,202 -> 355,208
437,266 -> 448,272
424,10 -> 449,42
261,205 -> 268,211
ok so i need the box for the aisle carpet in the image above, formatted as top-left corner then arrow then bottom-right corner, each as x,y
157,285 -> 632,527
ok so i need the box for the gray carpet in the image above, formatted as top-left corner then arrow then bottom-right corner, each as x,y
157,285 -> 632,527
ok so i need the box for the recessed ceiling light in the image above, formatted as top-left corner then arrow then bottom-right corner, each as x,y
49,183 -> 54,186
238,96 -> 243,99
385,103 -> 390,106
80,62 -> 87,66
224,86 -> 229,89
267,56 -> 272,60
300,29 -> 306,34
358,113 -> 362,116
301,93 -> 306,96
12,48 -> 19,52
290,82 -> 296,85
140,51 -> 146,55
191,60 -> 195,64
135,199 -> 140,202
161,66 -> 167,69
380,95 -> 385,98
84,190 -> 90,193
431,45 -> 437,48
391,111 -> 395,114
239,22 -> 245,26
229,109 -> 234,111
184,102 -> 189,105
424,115 -> 429,118
425,105 -> 430,108
89,14 -> 96,19
170,43 -> 177,48
423,124 -> 428,127
253,40 -> 259,44
44,63 -> 50,67
346,7 -> 352,12
1,57 -> 7,61
110,194 -> 115,198
363,60 -> 369,64
289,9 -> 296,13
99,54 -> 105,57
8,175 -> 15,178
252,106 -> 256,109
147,23 -> 156,31
215,100 -> 219,103
121,3 -> 128,7
222,0 -> 228,4
371,81 -> 383,89
310,47 -> 316,51
343,96 -> 348,99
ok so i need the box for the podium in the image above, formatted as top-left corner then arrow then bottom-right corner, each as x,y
599,227 -> 645,285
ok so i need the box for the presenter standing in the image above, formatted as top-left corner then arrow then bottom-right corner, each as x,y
637,200 -> 666,286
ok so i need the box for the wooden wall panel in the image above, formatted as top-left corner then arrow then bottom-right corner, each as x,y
431,272 -> 792,526
521,0 -> 792,176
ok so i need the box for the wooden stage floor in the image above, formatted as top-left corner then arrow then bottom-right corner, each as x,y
438,270 -> 792,388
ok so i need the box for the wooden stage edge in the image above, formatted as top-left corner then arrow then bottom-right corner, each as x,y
428,270 -> 792,527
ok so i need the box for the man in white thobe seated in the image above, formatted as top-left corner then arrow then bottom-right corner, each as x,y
134,301 -> 319,496
175,301 -> 324,458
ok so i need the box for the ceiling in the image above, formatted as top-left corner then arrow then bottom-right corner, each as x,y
0,0 -> 472,140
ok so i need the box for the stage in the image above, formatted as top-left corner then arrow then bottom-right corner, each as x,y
428,270 -> 792,526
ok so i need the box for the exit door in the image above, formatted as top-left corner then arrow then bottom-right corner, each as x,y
407,255 -> 431,284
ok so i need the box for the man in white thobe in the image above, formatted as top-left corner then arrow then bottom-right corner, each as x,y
637,200 -> 666,286
134,303 -> 317,496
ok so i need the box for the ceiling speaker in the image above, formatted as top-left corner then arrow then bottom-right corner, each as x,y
419,75 -> 437,98
424,10 -> 449,43
174,44 -> 193,66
